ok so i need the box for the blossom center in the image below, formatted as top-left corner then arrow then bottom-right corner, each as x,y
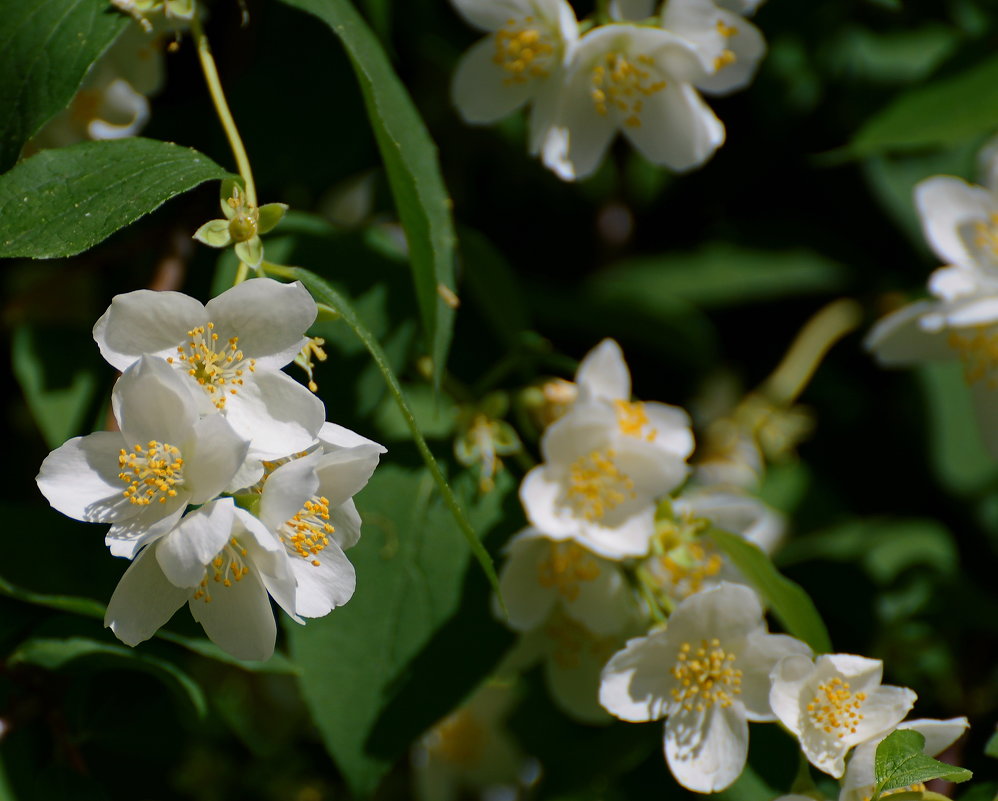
544,610 -> 617,669
947,325 -> 998,386
591,51 -> 667,128
714,19 -> 737,71
564,448 -> 635,521
657,541 -> 723,598
969,212 -> 998,260
614,399 -> 657,440
280,495 -> 335,567
670,639 -> 742,712
193,537 -> 251,603
426,708 -> 485,765
118,440 -> 184,506
168,321 -> 256,409
537,541 -> 602,601
806,677 -> 866,738
493,17 -> 555,85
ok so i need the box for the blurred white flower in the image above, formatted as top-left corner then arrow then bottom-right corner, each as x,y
769,653 -> 917,778
104,498 -> 298,661
542,23 -> 725,180
866,171 -> 998,455
838,717 -> 969,801
93,278 -> 324,458
600,583 -> 811,792
36,356 -> 248,559
450,0 -> 579,155
499,528 -> 636,634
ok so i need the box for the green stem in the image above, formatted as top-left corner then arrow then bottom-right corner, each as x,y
761,298 -> 862,406
190,13 -> 257,208
635,566 -> 669,623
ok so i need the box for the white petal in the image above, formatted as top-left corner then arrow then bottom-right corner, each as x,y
599,630 -> 675,721
575,338 -> 631,401
329,500 -> 363,550
541,398 -> 618,464
224,370 -> 325,457
768,653 -> 816,735
204,279 -> 317,369
105,546 -> 189,646
622,81 -> 725,172
541,105 -> 616,181
452,36 -> 536,124
928,264 -> 980,300
737,633 -> 811,721
104,493 -> 188,558
575,503 -> 657,559
36,431 -> 133,523
611,0 -> 656,20
233,508 -> 300,623
865,301 -> 954,364
500,534 -> 559,632
288,538 -> 356,618
87,79 -> 150,139
314,444 -> 385,509
642,402 -> 695,460
696,13 -> 766,96
915,176 -> 994,267
113,356 -> 198,448
182,414 -> 250,503
661,582 -> 765,648
259,452 -> 321,531
567,552 -> 636,635
188,569 -> 277,661
519,466 -> 579,538
665,703 -> 748,792
318,422 -> 386,452
450,0 -> 533,31
942,295 -> 998,327
849,686 -> 917,746
155,500 -> 235,588
545,631 -> 614,723
94,290 -> 206,371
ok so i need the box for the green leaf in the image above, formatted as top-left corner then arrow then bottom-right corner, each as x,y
9,636 -> 207,719
874,730 -> 972,800
710,527 -> 832,653
0,138 -> 230,259
985,727 -> 998,759
849,54 -> 998,157
0,0 -> 129,172
11,324 -> 99,449
279,265 -> 500,597
276,0 -> 457,388
287,466 -> 513,798
588,244 -> 847,310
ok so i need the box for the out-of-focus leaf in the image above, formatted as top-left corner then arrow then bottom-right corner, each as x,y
281,266 -> 499,594
459,226 -> 530,348
826,25 -> 956,84
711,528 -> 832,653
0,139 -> 230,258
287,466 -> 513,798
373,382 -> 459,441
0,0 -> 128,172
873,730 -> 971,799
776,518 -> 958,583
589,244 -> 847,310
985,728 -> 998,758
9,636 -> 207,718
0,574 -> 105,619
154,631 -> 300,675
715,762 -> 778,801
277,0 -> 457,388
849,55 -> 998,157
11,325 -> 99,449
916,362 -> 998,496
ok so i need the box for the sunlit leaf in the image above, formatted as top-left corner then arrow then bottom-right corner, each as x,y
873,730 -> 971,800
0,0 -> 128,171
0,138 -> 230,258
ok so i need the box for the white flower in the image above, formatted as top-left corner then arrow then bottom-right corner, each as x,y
839,717 -> 969,801
92,277 -> 324,458
520,340 -> 693,560
36,356 -> 248,559
27,23 -> 165,151
660,0 -> 766,96
450,0 -> 579,154
541,23 -> 725,180
251,422 -> 386,618
600,582 -> 811,792
498,528 -> 637,634
866,171 -> 998,454
105,498 -> 298,661
769,653 -> 917,778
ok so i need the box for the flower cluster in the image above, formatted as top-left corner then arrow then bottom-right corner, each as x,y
449,0 -> 767,180
492,339 -> 967,793
36,278 -> 385,661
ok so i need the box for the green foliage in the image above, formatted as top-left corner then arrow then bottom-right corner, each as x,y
0,138 -> 230,258
849,54 -> 998,157
9,636 -> 208,718
287,467 -> 514,798
0,0 -> 128,171
872,730 -> 972,801
709,528 -> 832,653
278,0 -> 457,389
284,266 -> 500,595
